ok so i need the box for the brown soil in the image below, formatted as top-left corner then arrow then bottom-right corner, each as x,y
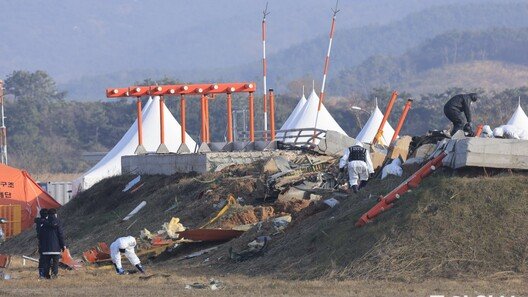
1,257 -> 527,297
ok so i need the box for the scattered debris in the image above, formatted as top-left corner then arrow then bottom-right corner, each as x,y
122,175 -> 141,192
122,201 -> 147,221
201,195 -> 237,228
323,198 -> 339,208
60,248 -> 83,270
229,236 -> 269,262
271,215 -> 291,231
0,271 -> 11,280
83,242 -> 111,264
184,279 -> 223,290
139,273 -> 171,280
389,136 -> 412,161
178,229 -> 244,242
381,158 -> 403,179
0,254 -> 10,268
162,217 -> 186,239
22,255 -> 39,265
179,246 -> 219,260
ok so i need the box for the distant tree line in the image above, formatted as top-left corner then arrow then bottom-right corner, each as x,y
3,70 -> 527,174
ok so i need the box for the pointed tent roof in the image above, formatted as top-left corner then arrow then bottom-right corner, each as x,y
356,102 -> 395,146
278,93 -> 307,132
506,103 -> 528,129
284,90 -> 347,144
72,96 -> 197,195
0,164 -> 61,231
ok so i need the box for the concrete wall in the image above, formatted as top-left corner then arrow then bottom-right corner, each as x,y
443,138 -> 528,170
122,151 -> 297,175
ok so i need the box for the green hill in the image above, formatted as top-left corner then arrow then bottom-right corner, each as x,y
330,27 -> 528,96
265,2 -> 528,91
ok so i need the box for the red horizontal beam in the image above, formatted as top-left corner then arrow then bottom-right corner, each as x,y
106,82 -> 256,98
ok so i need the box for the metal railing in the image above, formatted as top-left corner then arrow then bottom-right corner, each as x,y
235,128 -> 327,148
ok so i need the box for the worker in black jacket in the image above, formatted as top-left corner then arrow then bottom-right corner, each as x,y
443,93 -> 478,136
34,208 -> 49,279
39,208 -> 66,279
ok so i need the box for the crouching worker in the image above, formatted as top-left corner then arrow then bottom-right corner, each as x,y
444,93 -> 478,136
339,143 -> 374,193
110,236 -> 145,275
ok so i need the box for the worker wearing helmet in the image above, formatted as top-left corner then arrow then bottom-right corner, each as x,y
339,142 -> 374,193
444,93 -> 478,136
109,236 -> 145,275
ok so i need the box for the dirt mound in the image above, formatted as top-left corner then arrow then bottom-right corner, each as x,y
2,156 -> 527,282
185,172 -> 528,280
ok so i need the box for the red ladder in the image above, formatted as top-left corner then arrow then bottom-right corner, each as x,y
355,152 -> 447,227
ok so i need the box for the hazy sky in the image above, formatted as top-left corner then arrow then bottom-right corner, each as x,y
0,0 -> 482,83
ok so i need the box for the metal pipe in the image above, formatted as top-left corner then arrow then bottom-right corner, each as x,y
269,89 -> 276,140
180,95 -> 186,144
262,4 -> 270,137
317,7 -> 338,112
205,96 -> 210,143
313,2 -> 339,144
159,96 -> 165,145
390,99 -> 413,145
200,95 -> 206,143
249,92 -> 255,142
136,97 -> 144,147
226,93 -> 233,142
373,91 -> 398,145
475,124 -> 484,137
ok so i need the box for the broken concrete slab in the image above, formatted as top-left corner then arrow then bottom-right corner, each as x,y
444,138 -> 528,170
389,136 -> 412,161
370,144 -> 389,171
413,143 -> 436,159
316,131 -> 359,157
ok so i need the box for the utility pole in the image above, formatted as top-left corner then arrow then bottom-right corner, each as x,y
0,80 -> 7,165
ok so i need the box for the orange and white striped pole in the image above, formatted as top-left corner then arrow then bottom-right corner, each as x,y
262,3 -> 270,139
313,2 -> 339,143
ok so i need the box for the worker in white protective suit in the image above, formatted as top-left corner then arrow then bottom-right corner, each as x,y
339,143 -> 374,193
110,236 -> 145,275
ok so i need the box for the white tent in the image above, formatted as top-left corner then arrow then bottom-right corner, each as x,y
276,93 -> 307,138
356,102 -> 395,146
507,104 -> 528,129
72,96 -> 197,195
284,90 -> 347,144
